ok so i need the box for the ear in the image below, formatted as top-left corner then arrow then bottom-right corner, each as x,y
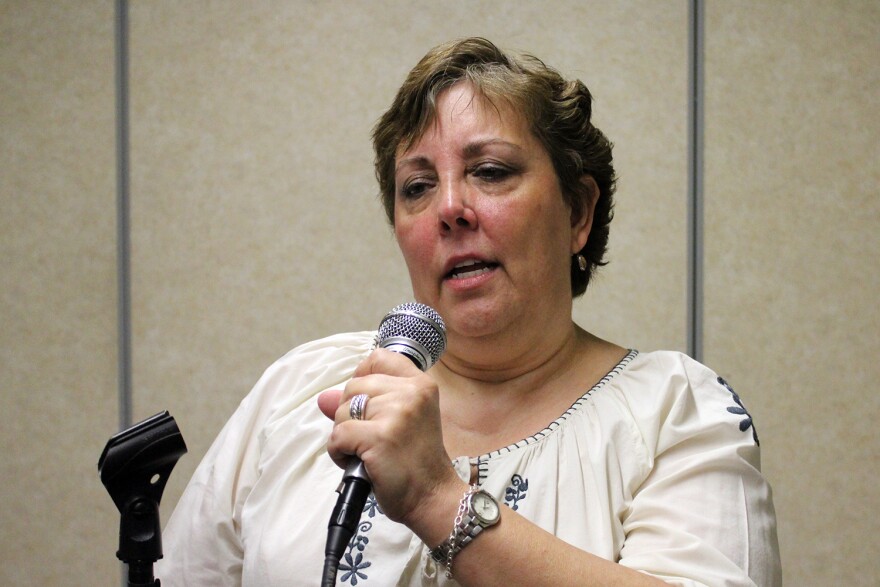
570,175 -> 599,254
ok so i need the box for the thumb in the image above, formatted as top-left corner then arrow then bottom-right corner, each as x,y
317,389 -> 344,420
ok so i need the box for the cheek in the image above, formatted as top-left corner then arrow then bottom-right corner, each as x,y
504,199 -> 563,249
394,218 -> 434,275
510,201 -> 577,276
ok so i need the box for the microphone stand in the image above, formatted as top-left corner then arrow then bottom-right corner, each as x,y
98,411 -> 187,587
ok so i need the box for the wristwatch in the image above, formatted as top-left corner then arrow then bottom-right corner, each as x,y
429,486 -> 501,570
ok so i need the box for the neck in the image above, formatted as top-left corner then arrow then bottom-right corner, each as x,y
432,323 -> 626,458
437,320 -> 582,386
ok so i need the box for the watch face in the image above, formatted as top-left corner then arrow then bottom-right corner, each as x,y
472,491 -> 500,524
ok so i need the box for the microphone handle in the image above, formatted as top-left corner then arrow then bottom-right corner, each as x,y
324,460 -> 371,584
323,303 -> 444,585
327,349 -> 423,562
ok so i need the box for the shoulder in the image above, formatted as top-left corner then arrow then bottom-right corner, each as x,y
612,352 -> 779,585
626,349 -> 715,384
613,350 -> 761,454
268,330 -> 377,379
621,349 -> 742,409
241,330 -> 377,426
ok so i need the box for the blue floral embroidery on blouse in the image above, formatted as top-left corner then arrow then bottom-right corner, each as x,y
504,474 -> 529,511
340,521 -> 373,585
363,494 -> 383,519
718,376 -> 759,445
337,494 -> 386,586
337,494 -> 387,584
340,552 -> 371,585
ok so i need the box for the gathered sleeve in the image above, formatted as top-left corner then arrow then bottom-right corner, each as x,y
617,353 -> 781,586
156,332 -> 375,586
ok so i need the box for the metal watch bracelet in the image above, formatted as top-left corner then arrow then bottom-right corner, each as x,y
428,484 -> 501,579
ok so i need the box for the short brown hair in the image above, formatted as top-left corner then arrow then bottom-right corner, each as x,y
372,37 -> 616,296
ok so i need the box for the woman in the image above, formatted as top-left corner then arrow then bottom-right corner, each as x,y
159,38 -> 781,586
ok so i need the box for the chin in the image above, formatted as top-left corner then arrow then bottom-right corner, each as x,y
441,298 -> 514,339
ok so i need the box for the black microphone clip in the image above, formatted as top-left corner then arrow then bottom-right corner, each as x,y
98,411 -> 187,587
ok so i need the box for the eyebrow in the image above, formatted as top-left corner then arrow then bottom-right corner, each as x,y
463,138 -> 523,158
395,155 -> 431,174
395,139 -> 524,174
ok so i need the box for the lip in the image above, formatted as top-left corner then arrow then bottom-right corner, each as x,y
442,255 -> 499,285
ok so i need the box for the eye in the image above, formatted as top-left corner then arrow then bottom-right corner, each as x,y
399,176 -> 435,199
471,162 -> 514,182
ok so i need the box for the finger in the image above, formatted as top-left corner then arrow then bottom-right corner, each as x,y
326,415 -> 378,468
336,384 -> 400,424
335,385 -> 372,424
339,371 -> 410,406
352,347 -> 424,378
316,389 -> 343,420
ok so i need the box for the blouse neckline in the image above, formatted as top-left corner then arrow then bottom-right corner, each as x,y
466,349 -> 640,467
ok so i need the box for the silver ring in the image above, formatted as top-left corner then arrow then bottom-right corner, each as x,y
349,394 -> 369,421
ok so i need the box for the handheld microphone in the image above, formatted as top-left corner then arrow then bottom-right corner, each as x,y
323,302 -> 446,586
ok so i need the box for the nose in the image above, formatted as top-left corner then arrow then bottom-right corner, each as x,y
438,180 -> 477,232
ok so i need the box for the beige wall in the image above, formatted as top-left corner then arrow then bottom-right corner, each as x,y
703,2 -> 880,584
126,0 -> 690,521
1,0 -> 120,583
1,1 -> 876,585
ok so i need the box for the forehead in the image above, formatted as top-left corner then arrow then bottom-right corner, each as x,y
397,82 -> 532,158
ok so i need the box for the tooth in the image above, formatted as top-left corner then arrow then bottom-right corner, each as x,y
453,266 -> 490,279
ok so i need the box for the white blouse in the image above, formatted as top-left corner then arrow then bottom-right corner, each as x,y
158,331 -> 781,586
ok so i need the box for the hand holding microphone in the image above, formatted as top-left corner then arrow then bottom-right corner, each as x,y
322,303 -> 447,585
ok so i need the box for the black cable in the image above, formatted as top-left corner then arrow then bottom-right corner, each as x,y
322,475 -> 372,586
321,555 -> 339,587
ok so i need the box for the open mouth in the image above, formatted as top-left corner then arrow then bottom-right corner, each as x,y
447,259 -> 498,280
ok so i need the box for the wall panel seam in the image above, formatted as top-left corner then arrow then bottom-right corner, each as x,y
687,0 -> 705,361
115,0 -> 132,431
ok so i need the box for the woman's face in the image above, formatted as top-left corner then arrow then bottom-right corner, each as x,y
393,83 -> 591,341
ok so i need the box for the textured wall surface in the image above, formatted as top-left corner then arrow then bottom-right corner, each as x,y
1,1 -> 877,585
0,1 -> 120,583
703,1 -> 880,584
126,0 -> 690,538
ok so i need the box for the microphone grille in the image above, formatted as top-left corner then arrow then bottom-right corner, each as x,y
377,302 -> 447,370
